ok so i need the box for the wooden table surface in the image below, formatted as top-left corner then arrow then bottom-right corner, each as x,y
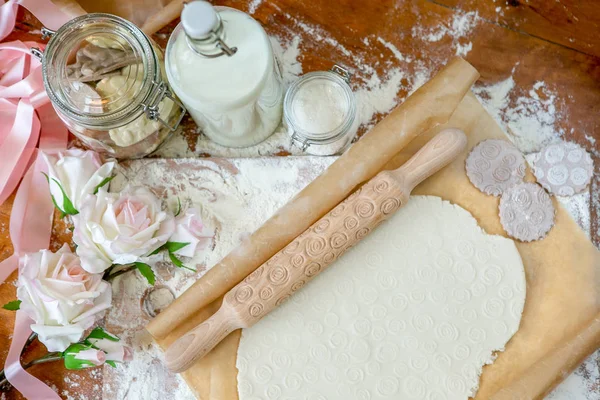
1,0 -> 599,399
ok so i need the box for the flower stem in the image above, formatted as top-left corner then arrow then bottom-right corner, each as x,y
0,352 -> 63,389
104,264 -> 136,281
24,332 -> 37,350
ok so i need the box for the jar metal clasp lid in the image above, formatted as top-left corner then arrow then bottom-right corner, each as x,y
142,81 -> 187,132
182,1 -> 238,59
330,64 -> 352,83
29,27 -> 56,61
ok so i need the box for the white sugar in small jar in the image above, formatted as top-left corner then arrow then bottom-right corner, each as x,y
284,65 -> 357,156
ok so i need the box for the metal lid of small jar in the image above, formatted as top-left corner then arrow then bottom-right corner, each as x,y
41,13 -> 183,131
284,65 -> 356,151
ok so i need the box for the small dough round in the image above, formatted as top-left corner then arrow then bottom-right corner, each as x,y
499,183 -> 555,242
533,141 -> 594,196
237,196 -> 526,400
466,139 -> 526,196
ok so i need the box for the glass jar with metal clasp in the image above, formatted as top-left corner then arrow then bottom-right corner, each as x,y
35,13 -> 186,159
284,65 -> 358,156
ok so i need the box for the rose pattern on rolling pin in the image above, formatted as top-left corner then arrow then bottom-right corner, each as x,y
225,173 -> 407,323
237,196 -> 526,400
465,139 -> 526,196
532,141 -> 594,196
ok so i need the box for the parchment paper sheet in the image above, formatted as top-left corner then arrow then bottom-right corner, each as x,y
150,63 -> 600,399
387,93 -> 600,399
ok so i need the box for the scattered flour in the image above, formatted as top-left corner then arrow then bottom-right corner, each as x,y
354,68 -> 404,129
247,0 -> 263,14
412,11 -> 479,57
474,77 -> 564,153
525,153 -> 591,236
455,41 -> 473,57
102,329 -> 195,400
408,63 -> 432,96
585,134 -> 596,145
413,11 -> 479,42
269,35 -> 303,88
376,36 -> 410,62
547,352 -> 600,400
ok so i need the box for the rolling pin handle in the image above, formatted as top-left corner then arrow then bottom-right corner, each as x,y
165,306 -> 238,373
397,128 -> 467,192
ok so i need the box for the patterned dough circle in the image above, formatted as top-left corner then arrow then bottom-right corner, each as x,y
533,141 -> 594,196
465,139 -> 526,196
237,196 -> 526,400
499,182 -> 555,242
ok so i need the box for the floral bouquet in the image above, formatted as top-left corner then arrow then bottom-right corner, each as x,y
1,149 -> 212,389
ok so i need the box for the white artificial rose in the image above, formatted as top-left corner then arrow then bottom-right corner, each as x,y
170,208 -> 213,258
16,245 -> 112,352
72,186 -> 175,273
42,149 -> 115,213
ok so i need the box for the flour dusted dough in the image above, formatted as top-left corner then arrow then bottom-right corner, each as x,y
236,196 -> 526,400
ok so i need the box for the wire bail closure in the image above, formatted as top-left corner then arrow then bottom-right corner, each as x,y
142,81 -> 187,132
185,12 -> 238,59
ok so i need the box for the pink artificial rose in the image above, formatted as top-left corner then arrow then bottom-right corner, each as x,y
169,208 -> 213,258
17,245 -> 112,352
72,186 -> 175,273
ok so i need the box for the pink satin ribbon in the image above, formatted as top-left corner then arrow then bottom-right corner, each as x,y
1,0 -> 75,398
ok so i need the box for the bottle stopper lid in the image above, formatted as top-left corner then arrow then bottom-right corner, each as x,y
181,1 -> 219,40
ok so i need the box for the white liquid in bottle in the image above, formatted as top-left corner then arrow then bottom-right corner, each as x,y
165,1 -> 283,148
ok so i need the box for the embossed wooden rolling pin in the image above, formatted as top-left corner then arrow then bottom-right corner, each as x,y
165,128 -> 468,373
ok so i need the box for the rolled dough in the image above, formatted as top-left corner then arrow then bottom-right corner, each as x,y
236,196 -> 526,400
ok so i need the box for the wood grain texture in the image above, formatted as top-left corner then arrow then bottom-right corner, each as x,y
164,129 -> 467,372
1,0 -> 599,397
434,0 -> 600,58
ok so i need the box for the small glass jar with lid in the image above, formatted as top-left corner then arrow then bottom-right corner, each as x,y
37,13 -> 186,159
284,65 -> 358,156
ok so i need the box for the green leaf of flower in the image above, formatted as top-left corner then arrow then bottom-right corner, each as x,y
106,360 -> 117,368
51,178 -> 79,216
168,252 -> 196,272
63,343 -> 96,370
42,172 -> 66,218
2,300 -> 21,311
134,262 -> 156,285
164,242 -> 189,253
148,244 -> 165,256
93,176 -> 114,195
86,327 -> 119,342
148,242 -> 189,257
174,197 -> 182,217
